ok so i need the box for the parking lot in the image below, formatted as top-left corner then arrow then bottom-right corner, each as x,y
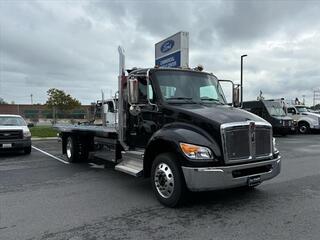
0,134 -> 320,240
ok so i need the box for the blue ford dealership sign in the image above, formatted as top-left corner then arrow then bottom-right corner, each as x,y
155,31 -> 189,68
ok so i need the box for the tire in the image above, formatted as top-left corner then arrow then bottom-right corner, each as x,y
24,146 -> 32,154
298,122 -> 310,134
66,136 -> 80,163
151,153 -> 187,207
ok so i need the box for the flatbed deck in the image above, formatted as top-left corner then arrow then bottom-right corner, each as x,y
54,124 -> 118,138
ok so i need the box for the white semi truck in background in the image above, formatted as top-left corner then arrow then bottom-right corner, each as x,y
286,105 -> 320,134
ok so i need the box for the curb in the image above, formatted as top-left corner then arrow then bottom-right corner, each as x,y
32,137 -> 59,141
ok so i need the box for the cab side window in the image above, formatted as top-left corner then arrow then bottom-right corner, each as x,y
287,108 -> 296,114
136,76 -> 155,104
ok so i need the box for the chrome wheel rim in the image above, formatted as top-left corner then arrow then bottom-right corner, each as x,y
154,163 -> 174,199
66,139 -> 72,159
300,125 -> 307,133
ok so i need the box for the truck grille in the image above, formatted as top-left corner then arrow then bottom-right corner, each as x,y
0,130 -> 23,140
221,121 -> 273,164
283,120 -> 291,127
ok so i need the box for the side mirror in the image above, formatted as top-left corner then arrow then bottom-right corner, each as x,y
233,86 -> 240,107
27,123 -> 34,128
128,78 -> 139,104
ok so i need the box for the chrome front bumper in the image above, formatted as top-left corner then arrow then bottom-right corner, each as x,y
182,157 -> 281,191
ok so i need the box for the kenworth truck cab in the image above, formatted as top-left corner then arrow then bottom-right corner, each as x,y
56,47 -> 281,207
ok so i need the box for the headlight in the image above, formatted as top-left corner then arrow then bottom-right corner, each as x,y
24,131 -> 31,138
272,137 -> 278,153
180,142 -> 213,160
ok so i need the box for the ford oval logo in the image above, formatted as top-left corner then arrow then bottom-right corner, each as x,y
161,40 -> 174,53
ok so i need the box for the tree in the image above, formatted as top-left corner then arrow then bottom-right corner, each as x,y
311,104 -> 320,110
45,88 -> 81,122
0,97 -> 8,104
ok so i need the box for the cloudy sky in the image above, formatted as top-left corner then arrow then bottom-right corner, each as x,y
1,0 -> 320,105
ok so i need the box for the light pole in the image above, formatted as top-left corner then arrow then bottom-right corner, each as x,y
240,54 -> 247,107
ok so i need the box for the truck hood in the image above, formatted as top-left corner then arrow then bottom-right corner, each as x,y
302,112 -> 320,118
0,126 -> 29,132
166,103 -> 268,129
273,116 -> 293,121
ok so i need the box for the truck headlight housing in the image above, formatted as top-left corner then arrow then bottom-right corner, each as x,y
272,137 -> 278,153
24,130 -> 31,138
180,143 -> 213,160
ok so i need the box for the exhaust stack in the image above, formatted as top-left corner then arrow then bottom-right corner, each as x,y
117,46 -> 128,150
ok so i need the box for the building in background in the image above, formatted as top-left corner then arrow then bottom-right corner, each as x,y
0,104 -> 94,124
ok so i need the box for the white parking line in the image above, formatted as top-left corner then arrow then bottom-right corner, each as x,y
32,146 -> 69,165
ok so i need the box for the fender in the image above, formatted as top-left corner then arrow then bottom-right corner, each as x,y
297,116 -> 317,128
143,122 -> 222,177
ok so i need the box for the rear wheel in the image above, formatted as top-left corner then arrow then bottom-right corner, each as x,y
298,122 -> 310,134
151,153 -> 186,207
66,136 -> 79,163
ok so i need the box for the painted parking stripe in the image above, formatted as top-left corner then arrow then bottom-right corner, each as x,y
32,146 -> 69,165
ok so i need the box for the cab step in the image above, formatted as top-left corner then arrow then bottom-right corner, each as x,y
115,150 -> 144,177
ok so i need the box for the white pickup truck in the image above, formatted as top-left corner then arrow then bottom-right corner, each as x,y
0,114 -> 32,154
286,105 -> 320,134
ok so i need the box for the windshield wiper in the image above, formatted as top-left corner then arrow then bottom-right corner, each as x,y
167,97 -> 193,100
166,97 -> 198,104
200,97 -> 223,104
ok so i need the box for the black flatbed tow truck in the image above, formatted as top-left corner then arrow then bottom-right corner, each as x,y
55,47 -> 281,207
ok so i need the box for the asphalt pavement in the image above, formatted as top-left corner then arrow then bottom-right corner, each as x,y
0,135 -> 319,240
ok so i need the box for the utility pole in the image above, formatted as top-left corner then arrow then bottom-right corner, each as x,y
30,94 -> 33,105
313,89 -> 320,107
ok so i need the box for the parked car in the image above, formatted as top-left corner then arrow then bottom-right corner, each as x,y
243,100 -> 295,135
286,105 -> 320,134
0,114 -> 32,154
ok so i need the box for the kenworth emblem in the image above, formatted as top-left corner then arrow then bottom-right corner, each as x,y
160,40 -> 174,53
249,121 -> 255,143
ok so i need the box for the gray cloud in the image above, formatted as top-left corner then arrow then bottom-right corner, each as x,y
0,0 -> 320,106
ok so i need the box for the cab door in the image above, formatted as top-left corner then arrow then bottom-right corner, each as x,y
127,75 -> 162,148
287,107 -> 299,121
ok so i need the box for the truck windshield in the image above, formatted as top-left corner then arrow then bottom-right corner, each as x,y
296,106 -> 308,113
155,70 -> 227,104
264,102 -> 286,117
0,116 -> 26,126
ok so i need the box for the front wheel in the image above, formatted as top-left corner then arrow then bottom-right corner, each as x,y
298,122 -> 310,134
151,153 -> 186,207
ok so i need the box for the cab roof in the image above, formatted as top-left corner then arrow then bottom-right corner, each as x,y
127,67 -> 216,77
